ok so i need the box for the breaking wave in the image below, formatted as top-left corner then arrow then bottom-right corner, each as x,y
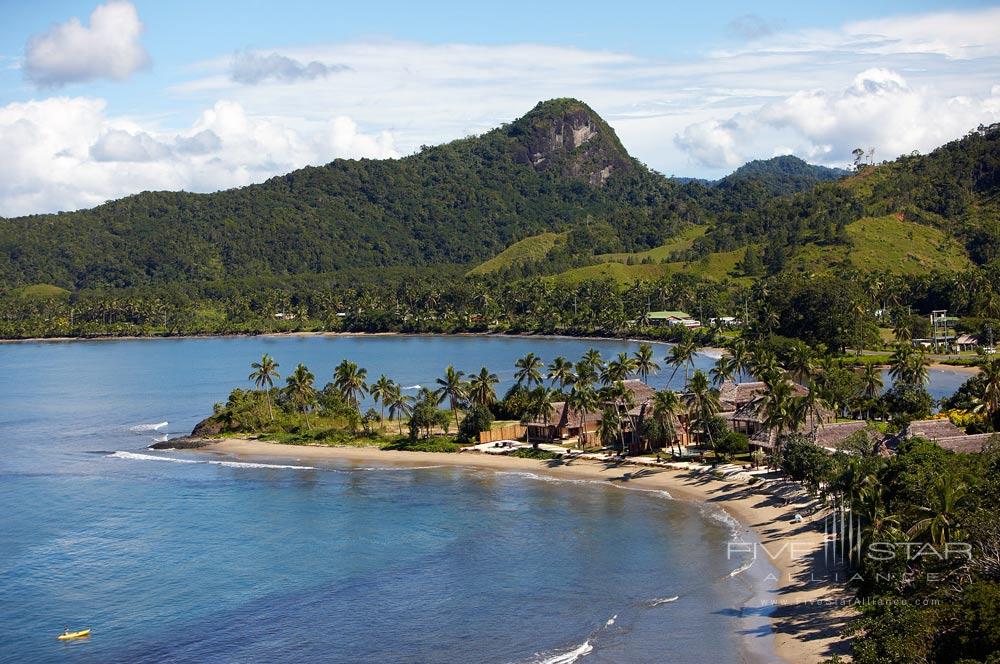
108,451 -> 314,470
129,421 -> 168,432
648,596 -> 679,606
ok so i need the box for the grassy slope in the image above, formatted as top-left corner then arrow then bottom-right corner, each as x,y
16,284 -> 71,299
554,247 -> 750,285
467,232 -> 566,275
789,215 -> 972,275
597,225 -> 707,262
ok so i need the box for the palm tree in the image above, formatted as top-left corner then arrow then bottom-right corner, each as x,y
634,343 -> 660,384
597,407 -> 621,451
248,354 -> 280,421
710,354 -> 737,386
651,389 -> 684,456
529,387 -> 557,449
468,367 -> 499,408
567,382 -> 599,449
750,350 -> 782,385
859,363 -> 884,419
333,360 -> 368,410
547,356 -> 575,390
888,344 -> 928,387
515,353 -> 545,388
575,358 -> 599,386
786,342 -> 814,386
973,358 -> 1000,423
284,363 -> 317,429
683,370 -> 721,457
726,336 -> 752,380
581,348 -> 604,370
603,352 -> 636,385
757,378 -> 803,454
907,475 -> 969,547
666,334 -> 698,385
385,385 -> 414,435
434,365 -> 467,428
369,374 -> 394,422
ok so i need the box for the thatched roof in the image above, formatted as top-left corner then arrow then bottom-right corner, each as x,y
905,419 -> 964,441
934,433 -> 997,454
524,401 -> 602,428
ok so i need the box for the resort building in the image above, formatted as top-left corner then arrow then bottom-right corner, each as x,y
523,379 -> 692,452
646,310 -> 700,328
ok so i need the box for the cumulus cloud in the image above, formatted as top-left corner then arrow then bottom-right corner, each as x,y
230,52 -> 349,85
675,69 -> 1000,169
0,97 -> 399,217
24,1 -> 149,87
90,129 -> 170,162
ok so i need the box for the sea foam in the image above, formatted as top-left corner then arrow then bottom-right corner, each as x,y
108,451 -> 314,470
129,421 -> 168,432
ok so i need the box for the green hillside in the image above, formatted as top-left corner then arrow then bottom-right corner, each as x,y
789,215 -> 973,275
467,232 -> 566,275
0,99 -> 676,290
554,245 -> 750,285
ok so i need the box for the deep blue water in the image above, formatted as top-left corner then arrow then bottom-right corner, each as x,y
0,335 -> 968,663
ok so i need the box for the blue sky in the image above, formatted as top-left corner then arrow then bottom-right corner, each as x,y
1,0 -> 999,215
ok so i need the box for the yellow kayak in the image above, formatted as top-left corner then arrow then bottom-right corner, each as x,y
58,629 -> 90,641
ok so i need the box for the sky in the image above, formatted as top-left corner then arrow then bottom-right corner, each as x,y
1,0 -> 999,216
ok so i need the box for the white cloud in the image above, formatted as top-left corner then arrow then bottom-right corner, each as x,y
230,52 -> 349,85
5,7 -> 1000,214
0,97 -> 399,217
24,1 -> 149,87
675,68 -> 1000,169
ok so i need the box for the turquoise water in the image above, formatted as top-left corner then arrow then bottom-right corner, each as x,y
0,335 -> 964,662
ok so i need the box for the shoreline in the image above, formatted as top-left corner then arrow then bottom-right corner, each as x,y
2,331 -> 982,373
193,438 -> 853,664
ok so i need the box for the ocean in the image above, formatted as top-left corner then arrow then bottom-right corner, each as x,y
0,334 -> 963,662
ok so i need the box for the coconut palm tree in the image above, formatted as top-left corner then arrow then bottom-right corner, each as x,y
567,382 -> 598,449
369,374 -> 394,422
515,352 -> 545,388
529,387 -> 557,449
710,353 -> 737,386
284,363 -> 317,430
973,358 -> 1000,423
757,378 -> 803,454
547,356 -> 575,390
750,350 -> 782,385
888,344 -> 928,387
683,371 -> 721,456
575,358 -> 599,386
786,342 -> 814,386
666,334 -> 698,385
726,336 -> 752,380
603,352 -> 636,385
581,348 -> 604,370
859,363 -> 884,419
651,389 -> 684,456
248,354 -> 280,421
333,360 -> 368,410
634,343 -> 660,384
907,474 -> 969,547
385,385 -> 414,435
434,365 -> 467,428
468,367 -> 499,408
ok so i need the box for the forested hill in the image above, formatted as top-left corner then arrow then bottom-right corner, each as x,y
719,155 -> 849,195
0,98 -> 684,290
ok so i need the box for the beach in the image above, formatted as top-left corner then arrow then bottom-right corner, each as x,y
199,438 -> 854,664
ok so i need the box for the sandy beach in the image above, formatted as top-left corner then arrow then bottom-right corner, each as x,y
198,438 -> 854,663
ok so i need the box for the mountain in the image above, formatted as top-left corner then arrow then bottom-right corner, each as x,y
718,155 -> 849,195
2,98 -> 998,294
0,99 -> 679,290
